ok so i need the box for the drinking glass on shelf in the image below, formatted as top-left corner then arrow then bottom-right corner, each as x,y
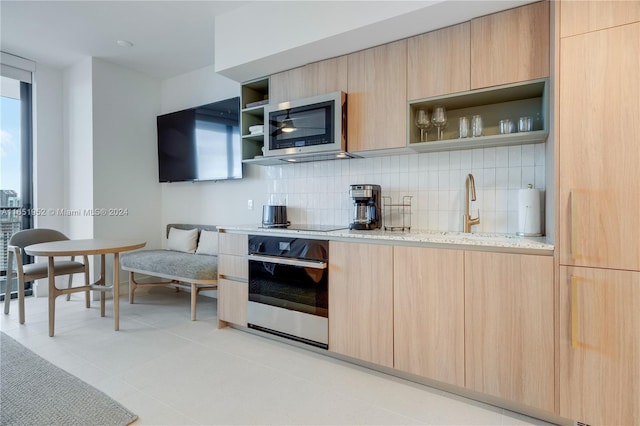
431,105 -> 447,140
459,116 -> 470,138
472,114 -> 483,137
415,109 -> 431,142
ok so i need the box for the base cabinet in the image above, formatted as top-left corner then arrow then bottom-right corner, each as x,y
393,246 -> 464,387
464,251 -> 554,412
559,266 -> 640,425
217,233 -> 248,328
328,241 -> 393,367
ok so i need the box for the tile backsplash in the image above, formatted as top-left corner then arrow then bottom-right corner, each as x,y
263,143 -> 546,234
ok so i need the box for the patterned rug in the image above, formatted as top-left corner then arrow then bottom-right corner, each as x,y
0,331 -> 137,426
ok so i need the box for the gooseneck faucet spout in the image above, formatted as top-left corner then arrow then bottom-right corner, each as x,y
464,174 -> 480,233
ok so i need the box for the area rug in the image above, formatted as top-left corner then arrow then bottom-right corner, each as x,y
0,331 -> 137,426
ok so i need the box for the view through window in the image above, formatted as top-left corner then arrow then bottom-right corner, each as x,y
1,75 -> 33,300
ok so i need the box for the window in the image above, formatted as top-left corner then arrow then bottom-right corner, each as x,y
1,52 -> 34,301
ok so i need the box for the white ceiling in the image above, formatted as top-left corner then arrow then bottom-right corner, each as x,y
0,0 -> 247,79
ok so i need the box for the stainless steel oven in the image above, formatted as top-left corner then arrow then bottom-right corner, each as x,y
247,235 -> 328,349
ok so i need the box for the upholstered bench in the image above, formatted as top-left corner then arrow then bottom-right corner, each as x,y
121,224 -> 218,320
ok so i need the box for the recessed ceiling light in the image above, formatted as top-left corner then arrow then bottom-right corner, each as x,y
116,40 -> 134,48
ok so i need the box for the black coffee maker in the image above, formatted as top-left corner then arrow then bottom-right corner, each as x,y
349,184 -> 382,230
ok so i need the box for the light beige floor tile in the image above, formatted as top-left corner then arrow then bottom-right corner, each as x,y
1,292 -> 560,426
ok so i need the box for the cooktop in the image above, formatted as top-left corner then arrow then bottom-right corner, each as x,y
261,224 -> 348,232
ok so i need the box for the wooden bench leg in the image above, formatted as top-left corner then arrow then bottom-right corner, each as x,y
129,272 -> 136,304
191,283 -> 197,321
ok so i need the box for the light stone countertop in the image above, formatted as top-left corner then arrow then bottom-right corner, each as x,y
218,225 -> 554,256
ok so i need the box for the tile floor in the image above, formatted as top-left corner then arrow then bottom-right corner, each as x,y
1,288 -> 559,425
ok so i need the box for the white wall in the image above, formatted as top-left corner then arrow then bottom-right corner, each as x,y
91,58 -> 162,247
63,57 -> 94,239
32,63 -> 65,231
159,65 -> 267,233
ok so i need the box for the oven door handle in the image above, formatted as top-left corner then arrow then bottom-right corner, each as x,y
248,254 -> 327,270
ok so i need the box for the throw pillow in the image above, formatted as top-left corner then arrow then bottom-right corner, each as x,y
195,229 -> 218,255
167,227 -> 198,253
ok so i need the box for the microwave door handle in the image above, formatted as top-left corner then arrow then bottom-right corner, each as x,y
248,254 -> 327,270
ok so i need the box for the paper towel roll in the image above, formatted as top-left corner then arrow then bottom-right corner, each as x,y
517,186 -> 541,236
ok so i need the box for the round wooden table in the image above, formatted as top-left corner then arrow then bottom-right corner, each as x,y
25,239 -> 146,336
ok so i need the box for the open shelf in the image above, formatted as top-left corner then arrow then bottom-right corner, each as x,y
408,78 -> 549,153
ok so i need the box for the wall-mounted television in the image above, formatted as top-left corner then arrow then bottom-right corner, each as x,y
157,96 -> 242,182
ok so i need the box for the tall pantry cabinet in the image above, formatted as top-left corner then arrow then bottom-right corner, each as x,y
557,2 -> 640,425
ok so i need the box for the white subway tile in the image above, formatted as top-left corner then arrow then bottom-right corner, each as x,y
495,146 -> 509,167
534,142 -> 546,166
428,190 -> 439,211
437,151 -> 450,170
535,165 -> 546,189
483,168 -> 496,188
508,167 -> 522,189
438,170 -> 450,189
522,166 -> 535,188
460,150 -> 472,170
496,211 -> 508,233
482,189 -> 496,213
508,145 -> 522,167
449,150 -> 461,170
495,189 -> 508,212
495,167 -> 509,189
521,144 -> 535,166
427,171 -> 439,190
483,147 -> 496,168
472,148 -> 484,169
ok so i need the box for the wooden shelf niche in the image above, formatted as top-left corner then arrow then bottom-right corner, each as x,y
408,78 -> 548,153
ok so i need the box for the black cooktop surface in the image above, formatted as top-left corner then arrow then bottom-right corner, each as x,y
261,224 -> 348,232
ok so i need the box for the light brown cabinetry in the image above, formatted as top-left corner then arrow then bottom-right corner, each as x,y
558,22 -> 640,271
470,1 -> 549,89
407,23 -> 470,100
269,56 -> 348,105
217,232 -> 248,327
559,266 -> 640,425
464,251 -> 554,412
328,241 -> 393,367
560,0 -> 640,38
556,12 -> 640,425
347,40 -> 407,153
393,246 -> 464,387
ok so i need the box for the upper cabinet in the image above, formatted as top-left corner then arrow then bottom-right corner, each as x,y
347,40 -> 408,153
270,56 -> 348,105
470,1 -> 549,89
407,22 -> 470,100
560,0 -> 640,38
558,22 -> 640,271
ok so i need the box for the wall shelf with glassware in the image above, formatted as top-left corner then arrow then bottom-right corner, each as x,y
407,78 -> 548,153
241,77 -> 269,161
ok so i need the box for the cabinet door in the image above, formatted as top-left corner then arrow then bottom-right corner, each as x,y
560,0 -> 640,38
270,56 -> 348,105
407,22 -> 470,100
328,241 -> 393,367
394,246 -> 464,387
558,23 -> 640,270
559,266 -> 640,425
470,1 -> 549,89
347,39 -> 407,152
465,251 -> 554,412
218,278 -> 248,327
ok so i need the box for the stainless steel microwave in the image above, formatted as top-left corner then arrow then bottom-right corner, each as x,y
263,91 -> 347,158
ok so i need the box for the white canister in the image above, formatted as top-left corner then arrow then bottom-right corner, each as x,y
517,185 -> 542,236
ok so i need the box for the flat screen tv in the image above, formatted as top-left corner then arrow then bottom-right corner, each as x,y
157,97 -> 242,182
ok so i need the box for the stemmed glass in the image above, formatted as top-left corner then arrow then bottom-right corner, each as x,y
431,105 -> 448,140
415,109 -> 431,142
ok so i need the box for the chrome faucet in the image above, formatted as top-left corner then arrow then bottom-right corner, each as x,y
464,174 -> 480,233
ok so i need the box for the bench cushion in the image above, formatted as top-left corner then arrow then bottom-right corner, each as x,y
121,250 -> 217,284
